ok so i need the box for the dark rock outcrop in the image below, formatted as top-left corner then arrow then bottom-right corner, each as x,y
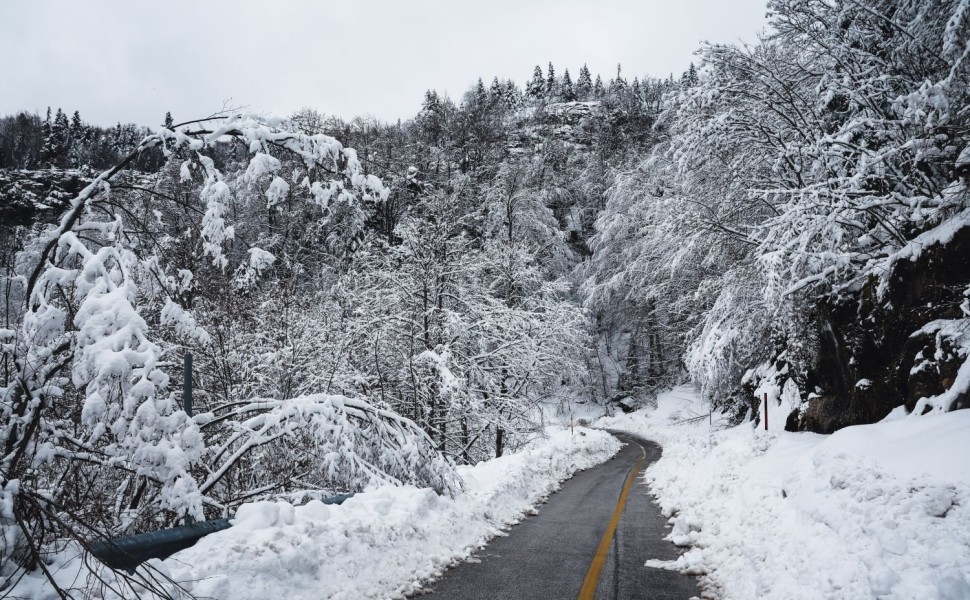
0,168 -> 93,228
796,225 -> 970,433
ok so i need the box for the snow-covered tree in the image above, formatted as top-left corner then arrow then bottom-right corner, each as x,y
0,114 -> 460,594
545,62 -> 557,98
680,62 -> 698,87
503,79 -> 521,111
561,69 -> 576,102
489,76 -> 504,105
585,0 -> 970,421
593,74 -> 605,98
577,64 -> 593,99
526,65 -> 545,102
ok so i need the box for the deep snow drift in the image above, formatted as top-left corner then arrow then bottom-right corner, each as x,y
14,426 -> 619,599
600,386 -> 970,599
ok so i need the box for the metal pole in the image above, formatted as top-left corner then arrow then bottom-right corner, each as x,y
183,352 -> 193,418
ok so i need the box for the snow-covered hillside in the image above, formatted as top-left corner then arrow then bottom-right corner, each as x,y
600,387 -> 970,599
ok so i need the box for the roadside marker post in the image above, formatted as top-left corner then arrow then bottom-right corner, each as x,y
764,392 -> 768,431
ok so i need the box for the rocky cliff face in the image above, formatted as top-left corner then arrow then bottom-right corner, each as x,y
793,226 -> 970,433
0,168 -> 93,228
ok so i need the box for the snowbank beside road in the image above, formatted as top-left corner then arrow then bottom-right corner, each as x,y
13,426 -> 619,599
158,426 -> 618,600
600,386 -> 970,599
63,425 -> 607,600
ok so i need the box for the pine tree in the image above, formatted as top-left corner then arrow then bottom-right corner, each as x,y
489,77 -> 503,104
419,90 -> 444,145
679,63 -> 699,87
9,112 -> 41,169
422,89 -> 441,114
527,65 -> 545,101
164,111 -> 174,129
546,62 -> 557,98
684,62 -> 699,87
577,64 -> 593,99
41,107 -> 55,166
70,110 -> 83,134
41,108 -> 70,167
68,110 -> 86,168
610,63 -> 628,97
110,122 -> 126,155
504,80 -> 520,111
561,69 -> 576,102
593,75 -> 605,98
475,77 -> 488,107
52,109 -> 69,157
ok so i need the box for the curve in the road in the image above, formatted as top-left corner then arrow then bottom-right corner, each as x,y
422,431 -> 698,600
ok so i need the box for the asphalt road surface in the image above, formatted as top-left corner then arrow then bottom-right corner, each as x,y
422,431 -> 699,599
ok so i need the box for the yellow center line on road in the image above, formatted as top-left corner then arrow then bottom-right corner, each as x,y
578,451 -> 645,600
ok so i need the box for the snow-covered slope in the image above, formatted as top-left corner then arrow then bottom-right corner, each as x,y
599,386 -> 970,599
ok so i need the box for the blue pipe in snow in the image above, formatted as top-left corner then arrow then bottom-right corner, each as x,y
90,493 -> 356,571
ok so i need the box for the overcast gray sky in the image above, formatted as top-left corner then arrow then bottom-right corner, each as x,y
0,0 -> 768,128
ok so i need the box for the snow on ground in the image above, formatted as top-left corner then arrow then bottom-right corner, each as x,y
14,426 -> 619,600
599,385 -> 970,600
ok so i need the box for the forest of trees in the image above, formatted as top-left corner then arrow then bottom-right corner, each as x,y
587,0 -> 970,429
0,0 -> 968,594
0,107 -> 164,171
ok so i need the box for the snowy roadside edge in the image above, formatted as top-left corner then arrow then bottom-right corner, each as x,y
158,425 -> 622,600
10,426 -> 620,600
597,386 -> 970,599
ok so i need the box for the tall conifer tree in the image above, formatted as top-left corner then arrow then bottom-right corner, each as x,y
546,62 -> 557,97
527,65 -> 545,101
577,64 -> 593,99
561,69 -> 576,102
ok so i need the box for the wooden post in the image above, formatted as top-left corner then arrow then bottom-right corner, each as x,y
764,392 -> 768,431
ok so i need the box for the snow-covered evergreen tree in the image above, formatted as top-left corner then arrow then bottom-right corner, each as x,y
561,68 -> 576,101
526,65 -> 545,102
503,79 -> 521,111
545,61 -> 557,98
593,74 -> 605,98
489,76 -> 503,105
577,64 -> 593,99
